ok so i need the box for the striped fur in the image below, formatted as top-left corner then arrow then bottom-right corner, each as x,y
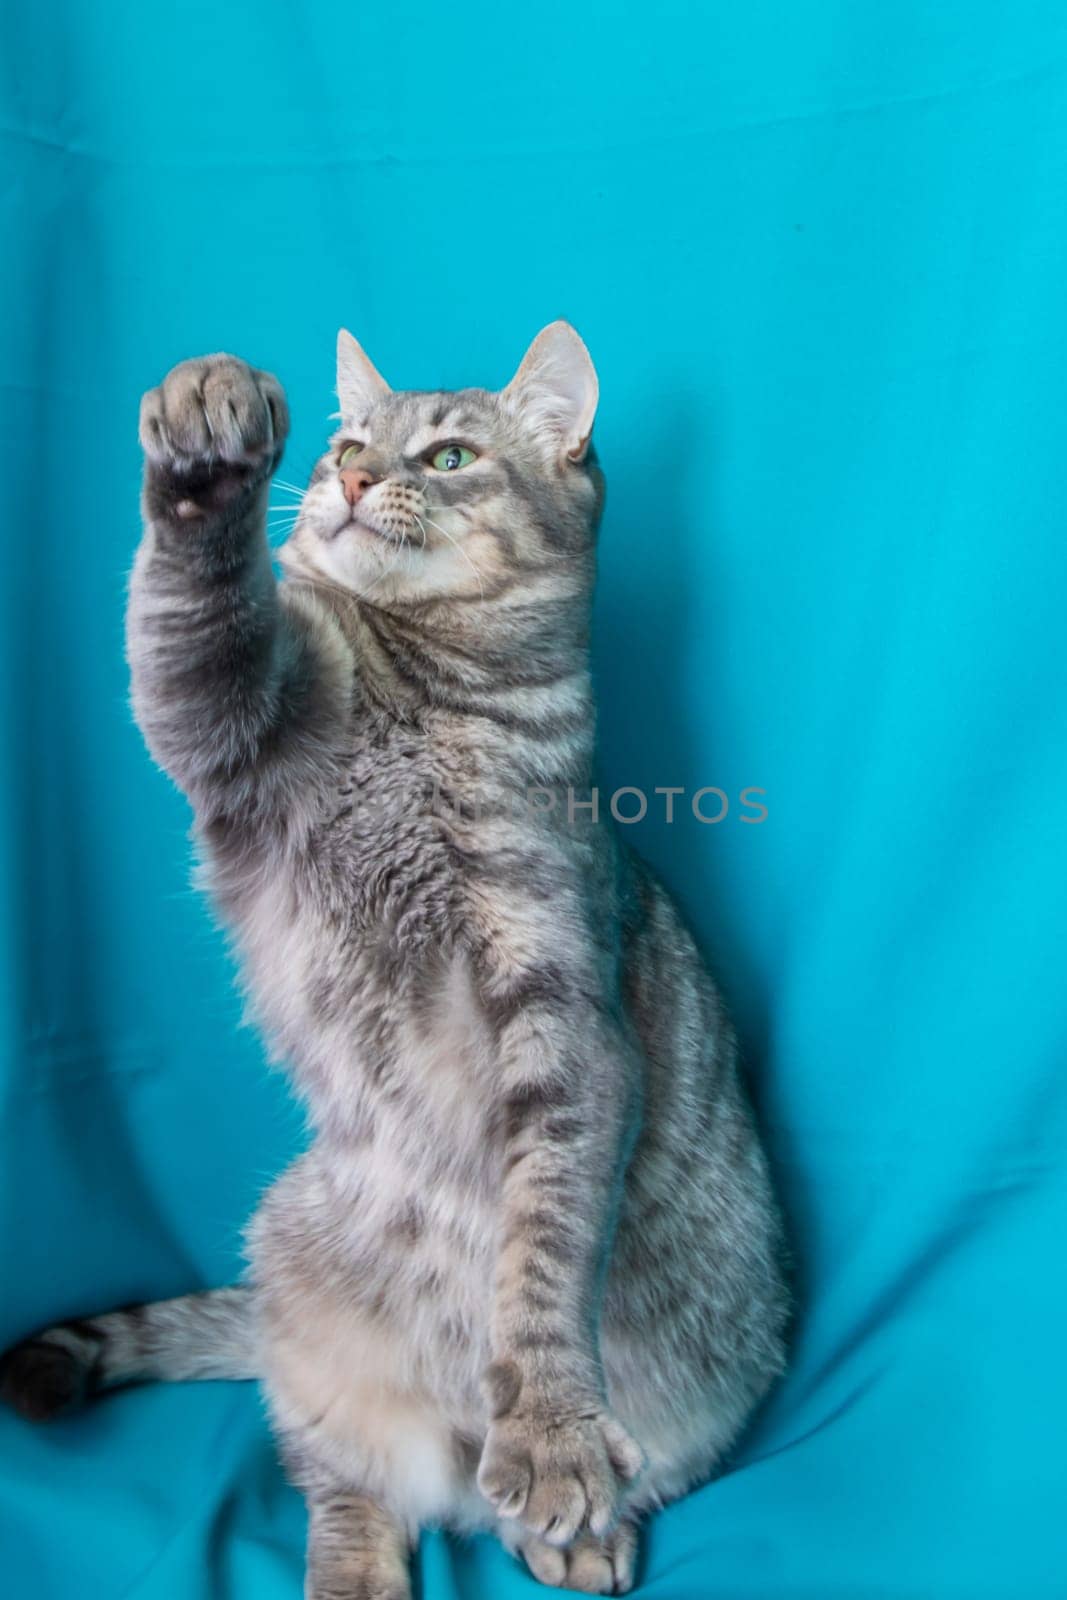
1,327 -> 789,1597
0,1290 -> 254,1420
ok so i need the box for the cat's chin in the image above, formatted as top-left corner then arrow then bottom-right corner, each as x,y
324,510 -> 399,545
352,515 -> 394,542
298,529 -> 416,597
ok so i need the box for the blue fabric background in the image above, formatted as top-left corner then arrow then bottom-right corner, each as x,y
2,3 -> 1066,1594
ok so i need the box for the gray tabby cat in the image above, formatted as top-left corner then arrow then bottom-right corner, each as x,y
1,324 -> 788,1597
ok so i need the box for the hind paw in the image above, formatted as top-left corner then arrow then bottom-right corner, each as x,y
517,1523 -> 638,1595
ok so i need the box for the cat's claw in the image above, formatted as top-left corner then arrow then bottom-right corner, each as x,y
477,1408 -> 643,1545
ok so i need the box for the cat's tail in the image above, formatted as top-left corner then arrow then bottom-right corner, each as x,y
0,1286 -> 257,1422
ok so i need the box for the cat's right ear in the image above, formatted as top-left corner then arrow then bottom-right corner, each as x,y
500,321 -> 598,463
336,330 -> 390,421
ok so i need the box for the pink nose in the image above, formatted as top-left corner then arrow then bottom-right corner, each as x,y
340,467 -> 380,507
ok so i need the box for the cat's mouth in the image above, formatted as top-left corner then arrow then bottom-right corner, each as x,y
335,509 -> 409,544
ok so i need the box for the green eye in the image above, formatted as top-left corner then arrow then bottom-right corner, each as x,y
339,444 -> 363,468
430,444 -> 476,472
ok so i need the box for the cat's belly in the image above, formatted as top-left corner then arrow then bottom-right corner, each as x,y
236,907 -> 519,1524
259,1268 -> 491,1530
250,1122 -> 498,1527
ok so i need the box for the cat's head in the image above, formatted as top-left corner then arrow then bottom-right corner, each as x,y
280,322 -> 604,604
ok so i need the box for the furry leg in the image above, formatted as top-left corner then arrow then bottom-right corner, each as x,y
306,1490 -> 412,1600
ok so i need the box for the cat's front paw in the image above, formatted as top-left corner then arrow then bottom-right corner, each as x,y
478,1406 -> 643,1546
139,354 -> 289,521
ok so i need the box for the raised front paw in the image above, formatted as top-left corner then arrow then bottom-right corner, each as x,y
478,1407 -> 643,1546
139,354 -> 289,518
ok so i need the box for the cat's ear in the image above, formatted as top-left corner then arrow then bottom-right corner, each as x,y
336,329 -> 390,420
501,321 -> 598,462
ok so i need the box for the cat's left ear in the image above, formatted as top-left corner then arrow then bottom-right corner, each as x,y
501,321 -> 598,462
336,329 -> 390,421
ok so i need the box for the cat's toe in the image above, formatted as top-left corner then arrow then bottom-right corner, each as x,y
139,354 -> 287,475
518,1527 -> 637,1596
519,1535 -> 568,1587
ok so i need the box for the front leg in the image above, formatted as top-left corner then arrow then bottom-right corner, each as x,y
128,354 -> 350,817
476,956 -> 644,1545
